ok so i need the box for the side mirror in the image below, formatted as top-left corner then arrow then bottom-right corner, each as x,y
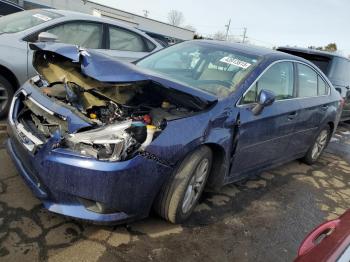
38,32 -> 58,42
251,89 -> 276,115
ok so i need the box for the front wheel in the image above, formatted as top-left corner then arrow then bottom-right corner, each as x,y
154,146 -> 212,224
302,126 -> 331,165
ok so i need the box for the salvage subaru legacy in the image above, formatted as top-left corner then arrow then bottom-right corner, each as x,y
6,40 -> 342,224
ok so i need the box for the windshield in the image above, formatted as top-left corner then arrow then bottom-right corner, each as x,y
329,57 -> 350,83
0,10 -> 62,34
137,41 -> 260,97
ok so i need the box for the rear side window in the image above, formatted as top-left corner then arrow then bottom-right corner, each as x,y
47,22 -> 103,49
318,76 -> 330,96
297,64 -> 318,97
243,62 -> 294,103
109,26 -> 149,52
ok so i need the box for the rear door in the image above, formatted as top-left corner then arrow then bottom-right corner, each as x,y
288,62 -> 331,154
230,61 -> 300,176
98,25 -> 156,62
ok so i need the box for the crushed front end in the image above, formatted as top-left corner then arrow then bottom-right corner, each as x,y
6,84 -> 173,223
6,43 -> 214,223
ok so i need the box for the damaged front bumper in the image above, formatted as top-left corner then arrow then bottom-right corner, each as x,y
6,84 -> 173,223
6,128 -> 172,223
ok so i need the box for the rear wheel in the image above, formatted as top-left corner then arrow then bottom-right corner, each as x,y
154,146 -> 212,224
302,126 -> 330,165
0,75 -> 14,119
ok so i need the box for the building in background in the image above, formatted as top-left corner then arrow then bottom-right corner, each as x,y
9,0 -> 195,44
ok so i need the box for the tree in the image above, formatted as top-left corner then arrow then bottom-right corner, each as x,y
309,43 -> 337,52
213,31 -> 226,41
324,43 -> 337,52
168,10 -> 184,26
194,34 -> 204,40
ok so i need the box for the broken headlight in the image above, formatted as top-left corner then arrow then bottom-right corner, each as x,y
65,120 -> 136,161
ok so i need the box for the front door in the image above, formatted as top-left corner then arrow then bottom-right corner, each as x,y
230,61 -> 299,176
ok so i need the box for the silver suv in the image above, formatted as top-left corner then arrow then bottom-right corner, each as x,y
0,9 -> 163,117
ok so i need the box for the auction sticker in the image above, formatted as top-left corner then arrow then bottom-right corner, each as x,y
220,57 -> 251,69
33,14 -> 52,22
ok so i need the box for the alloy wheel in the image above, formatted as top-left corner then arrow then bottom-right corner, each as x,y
0,84 -> 8,112
311,130 -> 329,161
182,158 -> 209,214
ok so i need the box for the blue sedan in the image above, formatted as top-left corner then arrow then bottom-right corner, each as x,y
6,41 -> 342,224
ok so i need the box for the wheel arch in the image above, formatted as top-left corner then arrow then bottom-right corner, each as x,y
0,64 -> 20,91
203,143 -> 229,189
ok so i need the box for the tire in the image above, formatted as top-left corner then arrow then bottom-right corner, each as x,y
302,126 -> 331,165
0,75 -> 14,119
154,146 -> 213,224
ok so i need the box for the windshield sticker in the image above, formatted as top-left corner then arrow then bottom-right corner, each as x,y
33,14 -> 52,22
220,57 -> 251,69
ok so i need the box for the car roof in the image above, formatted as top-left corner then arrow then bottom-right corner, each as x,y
38,9 -> 160,47
41,9 -> 153,36
277,46 -> 349,60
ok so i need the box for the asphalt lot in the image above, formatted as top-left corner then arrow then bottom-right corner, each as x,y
1,121 -> 350,262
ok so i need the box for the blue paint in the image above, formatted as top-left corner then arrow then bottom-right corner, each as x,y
7,41 -> 342,223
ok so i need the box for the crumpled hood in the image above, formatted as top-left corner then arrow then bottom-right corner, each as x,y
30,42 -> 218,104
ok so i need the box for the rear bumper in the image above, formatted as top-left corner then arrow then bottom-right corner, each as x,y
6,128 -> 173,223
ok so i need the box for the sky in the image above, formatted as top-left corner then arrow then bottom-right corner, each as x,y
91,0 -> 350,56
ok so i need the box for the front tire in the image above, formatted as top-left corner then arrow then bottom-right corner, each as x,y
154,146 -> 212,224
302,126 -> 331,165
0,75 -> 14,119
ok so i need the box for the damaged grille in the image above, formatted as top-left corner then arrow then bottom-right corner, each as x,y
10,92 -> 68,152
18,98 -> 67,141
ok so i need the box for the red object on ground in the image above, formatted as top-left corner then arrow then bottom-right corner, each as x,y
295,210 -> 350,262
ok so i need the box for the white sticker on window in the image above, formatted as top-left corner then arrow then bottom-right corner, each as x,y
220,57 -> 251,69
33,14 -> 52,22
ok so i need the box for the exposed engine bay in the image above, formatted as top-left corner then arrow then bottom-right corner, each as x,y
18,50 -> 211,162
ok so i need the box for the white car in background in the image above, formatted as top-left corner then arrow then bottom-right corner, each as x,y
0,9 -> 163,117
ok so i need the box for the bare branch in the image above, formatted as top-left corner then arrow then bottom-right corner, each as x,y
168,10 -> 184,26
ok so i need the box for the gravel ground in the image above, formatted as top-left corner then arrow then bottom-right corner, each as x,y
1,123 -> 350,262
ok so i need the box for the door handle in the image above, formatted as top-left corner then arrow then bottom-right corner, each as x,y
288,112 -> 298,120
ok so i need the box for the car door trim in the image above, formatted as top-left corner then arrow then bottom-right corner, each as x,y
236,59 -> 332,108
